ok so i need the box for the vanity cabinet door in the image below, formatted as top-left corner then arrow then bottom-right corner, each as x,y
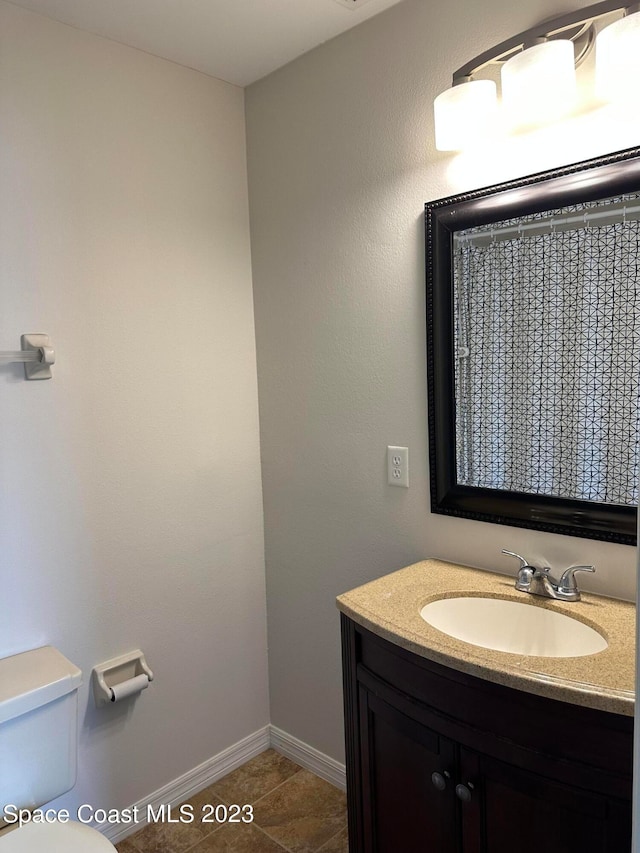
458,747 -> 632,853
342,616 -> 633,853
358,686 -> 458,853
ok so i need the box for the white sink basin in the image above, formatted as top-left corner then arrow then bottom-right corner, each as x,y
419,597 -> 608,657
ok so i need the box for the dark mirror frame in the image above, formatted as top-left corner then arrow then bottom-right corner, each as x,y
425,146 -> 640,546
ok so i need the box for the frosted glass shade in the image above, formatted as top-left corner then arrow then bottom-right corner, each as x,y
434,79 -> 498,151
501,40 -> 576,129
596,11 -> 640,103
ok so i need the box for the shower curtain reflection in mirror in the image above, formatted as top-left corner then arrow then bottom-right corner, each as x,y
453,194 -> 640,506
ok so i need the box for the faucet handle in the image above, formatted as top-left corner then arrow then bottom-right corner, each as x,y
501,549 -> 535,592
558,565 -> 595,593
501,549 -> 530,569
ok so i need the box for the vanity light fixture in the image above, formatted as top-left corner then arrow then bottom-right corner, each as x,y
434,0 -> 640,151
433,78 -> 499,151
501,38 -> 577,130
595,4 -> 640,103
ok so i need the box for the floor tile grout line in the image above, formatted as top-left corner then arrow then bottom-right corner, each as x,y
118,776 -> 286,850
250,765 -> 306,809
123,823 -> 210,853
252,821 -> 297,853
203,764 -> 346,850
179,820 -> 226,853
205,758 -> 304,810
182,834 -> 206,853
176,756 -> 305,842
188,804 -> 232,841
258,818 -> 347,853
121,810 -> 223,853
215,765 -> 346,852
316,822 -> 349,852
118,756 -> 348,853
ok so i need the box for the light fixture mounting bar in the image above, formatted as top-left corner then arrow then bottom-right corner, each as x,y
452,0 -> 628,82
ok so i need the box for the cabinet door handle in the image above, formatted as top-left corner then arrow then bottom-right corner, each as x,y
455,783 -> 473,803
431,771 -> 448,791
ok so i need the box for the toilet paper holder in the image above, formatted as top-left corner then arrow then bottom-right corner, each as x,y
92,650 -> 154,706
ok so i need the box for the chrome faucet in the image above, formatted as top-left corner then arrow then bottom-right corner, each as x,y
501,550 -> 595,602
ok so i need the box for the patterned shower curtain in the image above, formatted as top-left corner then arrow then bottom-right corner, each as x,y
454,209 -> 640,505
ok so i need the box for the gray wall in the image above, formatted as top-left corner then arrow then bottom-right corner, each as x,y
246,0 -> 639,763
0,1 -> 268,813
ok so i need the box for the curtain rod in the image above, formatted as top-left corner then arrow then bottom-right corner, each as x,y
454,201 -> 640,247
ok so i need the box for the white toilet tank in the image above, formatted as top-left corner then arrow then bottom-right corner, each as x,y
0,647 -> 82,818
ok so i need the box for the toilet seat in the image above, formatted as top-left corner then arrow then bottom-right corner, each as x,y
0,819 -> 115,851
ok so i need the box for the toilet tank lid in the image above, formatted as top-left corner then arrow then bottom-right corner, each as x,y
0,647 -> 82,724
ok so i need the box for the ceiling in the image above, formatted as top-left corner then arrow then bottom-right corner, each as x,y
7,0 -> 405,86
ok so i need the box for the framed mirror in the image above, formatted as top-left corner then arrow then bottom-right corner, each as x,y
426,146 -> 640,545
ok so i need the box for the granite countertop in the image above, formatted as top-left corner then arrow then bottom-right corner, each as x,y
336,559 -> 636,716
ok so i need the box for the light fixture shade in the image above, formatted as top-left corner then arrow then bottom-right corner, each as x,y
501,40 -> 577,129
434,79 -> 498,151
596,10 -> 640,103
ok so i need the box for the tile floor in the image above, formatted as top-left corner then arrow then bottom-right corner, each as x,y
115,750 -> 348,853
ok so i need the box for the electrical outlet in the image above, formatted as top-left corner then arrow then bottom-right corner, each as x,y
387,446 -> 409,488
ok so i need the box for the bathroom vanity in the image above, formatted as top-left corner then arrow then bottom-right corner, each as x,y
337,560 -> 635,853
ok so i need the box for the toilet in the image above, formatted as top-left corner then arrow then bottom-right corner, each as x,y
0,646 -> 116,851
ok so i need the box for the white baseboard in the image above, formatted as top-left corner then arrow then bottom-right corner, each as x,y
98,723 -> 346,845
269,725 -> 346,791
99,725 -> 270,844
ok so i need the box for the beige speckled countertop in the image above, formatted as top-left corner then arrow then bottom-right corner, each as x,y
337,559 -> 636,716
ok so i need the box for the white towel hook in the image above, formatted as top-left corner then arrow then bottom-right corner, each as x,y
0,334 -> 55,380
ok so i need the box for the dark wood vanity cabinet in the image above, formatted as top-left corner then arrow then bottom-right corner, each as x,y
341,615 -> 633,853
